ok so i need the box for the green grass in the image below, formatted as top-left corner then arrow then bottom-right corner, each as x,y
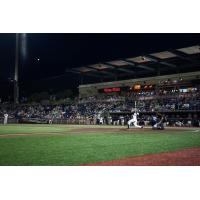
0,124 -> 200,165
0,124 -> 116,134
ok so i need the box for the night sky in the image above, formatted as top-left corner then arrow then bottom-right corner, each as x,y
0,33 -> 200,99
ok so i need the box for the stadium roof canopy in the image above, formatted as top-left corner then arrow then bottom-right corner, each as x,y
67,45 -> 200,83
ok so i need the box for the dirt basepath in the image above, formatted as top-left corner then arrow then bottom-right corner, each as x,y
83,147 -> 200,166
73,126 -> 200,133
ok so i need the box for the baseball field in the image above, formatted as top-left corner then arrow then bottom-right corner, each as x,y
0,124 -> 200,166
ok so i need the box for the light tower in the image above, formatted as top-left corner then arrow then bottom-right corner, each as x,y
14,33 -> 19,104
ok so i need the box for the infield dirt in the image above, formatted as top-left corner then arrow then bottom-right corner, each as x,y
83,147 -> 200,166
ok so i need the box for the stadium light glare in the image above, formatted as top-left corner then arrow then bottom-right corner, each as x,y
21,33 -> 27,60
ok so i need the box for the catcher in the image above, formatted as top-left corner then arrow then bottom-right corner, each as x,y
152,112 -> 166,130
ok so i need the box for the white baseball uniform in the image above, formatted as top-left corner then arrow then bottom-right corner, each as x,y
128,113 -> 142,128
4,114 -> 8,124
99,117 -> 103,124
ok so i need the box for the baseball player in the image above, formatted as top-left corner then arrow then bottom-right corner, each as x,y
127,112 -> 143,129
152,113 -> 165,130
99,116 -> 104,125
151,114 -> 157,127
120,115 -> 125,126
4,113 -> 8,125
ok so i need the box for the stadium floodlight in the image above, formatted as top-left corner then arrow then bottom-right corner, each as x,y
14,33 -> 19,104
21,33 -> 27,60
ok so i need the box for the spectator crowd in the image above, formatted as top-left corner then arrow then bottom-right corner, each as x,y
1,87 -> 200,127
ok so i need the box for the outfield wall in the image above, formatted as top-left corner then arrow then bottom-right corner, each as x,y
2,110 -> 200,127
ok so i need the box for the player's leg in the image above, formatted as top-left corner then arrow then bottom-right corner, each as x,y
4,118 -> 7,125
133,121 -> 143,128
127,119 -> 133,129
157,120 -> 165,130
160,123 -> 164,130
156,119 -> 163,129
152,123 -> 157,129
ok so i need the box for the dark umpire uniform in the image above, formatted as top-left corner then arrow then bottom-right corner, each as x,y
152,113 -> 166,130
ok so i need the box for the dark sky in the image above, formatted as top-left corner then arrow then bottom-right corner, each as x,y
0,33 -> 200,98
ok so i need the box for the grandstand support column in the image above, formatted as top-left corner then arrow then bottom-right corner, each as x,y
14,33 -> 19,104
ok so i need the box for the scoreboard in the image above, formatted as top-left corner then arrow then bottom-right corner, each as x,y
98,86 -> 129,93
98,85 -> 155,94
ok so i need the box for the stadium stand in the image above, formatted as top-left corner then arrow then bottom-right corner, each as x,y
1,45 -> 200,127
1,71 -> 200,127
